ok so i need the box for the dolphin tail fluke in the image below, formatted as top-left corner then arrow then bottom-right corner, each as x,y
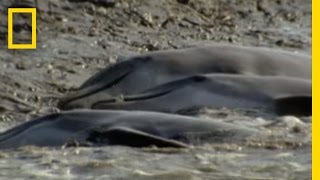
87,126 -> 188,148
274,96 -> 312,116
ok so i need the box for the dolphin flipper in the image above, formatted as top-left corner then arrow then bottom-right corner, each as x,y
274,96 -> 312,116
87,126 -> 188,148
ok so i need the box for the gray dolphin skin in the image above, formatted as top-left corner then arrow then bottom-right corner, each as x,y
61,74 -> 312,116
58,44 -> 311,110
0,110 -> 258,149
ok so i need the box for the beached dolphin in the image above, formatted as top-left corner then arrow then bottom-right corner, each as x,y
0,110 -> 258,149
61,74 -> 311,116
58,44 -> 311,110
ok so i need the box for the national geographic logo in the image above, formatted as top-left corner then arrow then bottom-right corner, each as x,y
8,8 -> 37,49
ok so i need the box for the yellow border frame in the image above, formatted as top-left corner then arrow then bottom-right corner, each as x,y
2,2 -> 316,179
8,8 -> 37,49
313,0 -> 317,179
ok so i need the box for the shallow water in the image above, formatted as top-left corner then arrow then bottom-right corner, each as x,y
0,146 -> 311,179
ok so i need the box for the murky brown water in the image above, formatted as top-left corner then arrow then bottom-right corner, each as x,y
0,0 -> 311,179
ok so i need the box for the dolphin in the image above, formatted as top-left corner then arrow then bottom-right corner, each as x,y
61,74 -> 311,116
58,44 -> 311,110
0,110 -> 259,149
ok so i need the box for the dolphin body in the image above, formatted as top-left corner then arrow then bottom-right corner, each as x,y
0,110 -> 258,149
60,74 -> 311,116
58,44 -> 311,112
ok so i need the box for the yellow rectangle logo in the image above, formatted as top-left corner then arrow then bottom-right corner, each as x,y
8,8 -> 37,49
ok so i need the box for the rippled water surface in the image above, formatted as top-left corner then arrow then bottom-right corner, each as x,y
0,143 -> 311,180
